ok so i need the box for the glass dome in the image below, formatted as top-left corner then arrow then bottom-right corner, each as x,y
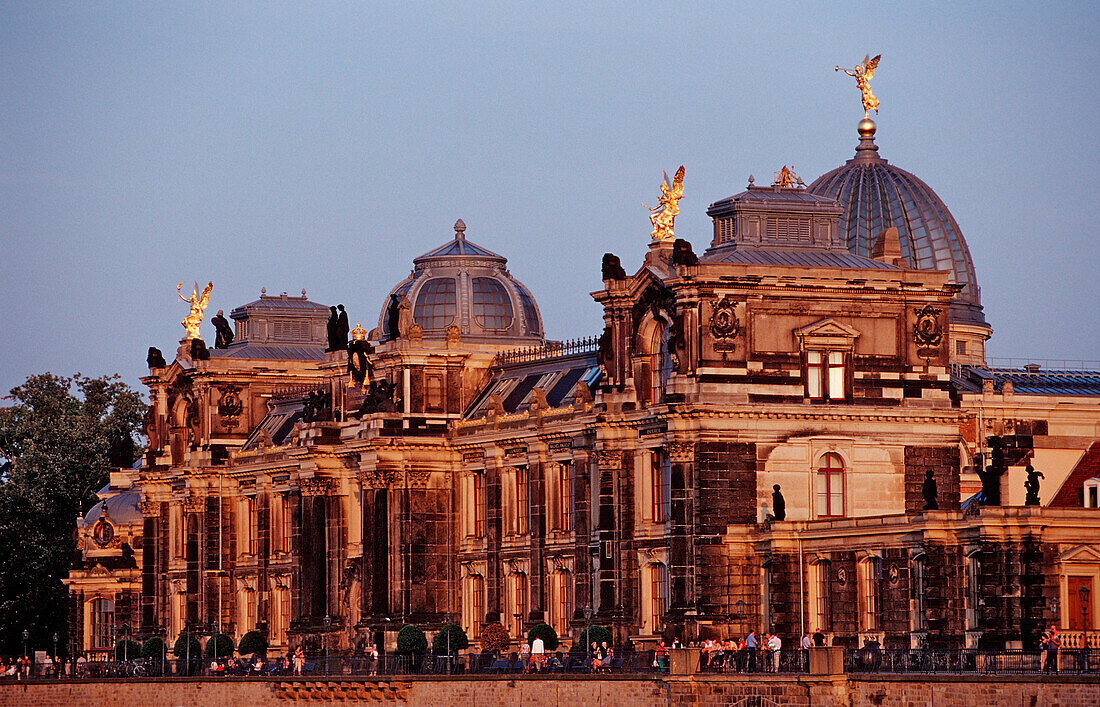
809,119 -> 986,326
378,220 -> 544,343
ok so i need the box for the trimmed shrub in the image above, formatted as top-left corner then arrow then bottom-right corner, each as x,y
479,621 -> 510,653
114,639 -> 141,660
432,623 -> 469,656
237,630 -> 269,657
204,632 -> 235,659
396,624 -> 428,654
576,625 -> 612,651
140,636 -> 168,660
526,623 -> 559,652
172,632 -> 201,659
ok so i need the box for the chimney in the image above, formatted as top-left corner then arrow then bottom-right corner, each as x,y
872,227 -> 908,267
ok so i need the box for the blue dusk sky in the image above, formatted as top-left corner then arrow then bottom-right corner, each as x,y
1,2 -> 1097,397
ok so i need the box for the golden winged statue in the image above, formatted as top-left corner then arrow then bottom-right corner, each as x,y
644,165 -> 685,241
177,281 -> 213,340
836,54 -> 882,117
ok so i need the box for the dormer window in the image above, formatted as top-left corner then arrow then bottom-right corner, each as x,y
807,351 -> 846,401
1085,478 -> 1100,509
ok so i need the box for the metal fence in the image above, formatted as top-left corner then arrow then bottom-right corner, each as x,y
845,648 -> 1095,675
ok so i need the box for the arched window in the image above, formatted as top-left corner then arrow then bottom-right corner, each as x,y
516,284 -> 541,335
816,453 -> 845,518
413,278 -> 457,330
472,277 -> 514,331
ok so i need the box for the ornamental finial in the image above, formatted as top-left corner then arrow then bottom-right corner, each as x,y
836,53 -> 882,117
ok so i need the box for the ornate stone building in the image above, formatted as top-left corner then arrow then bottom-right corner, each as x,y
68,117 -> 1100,658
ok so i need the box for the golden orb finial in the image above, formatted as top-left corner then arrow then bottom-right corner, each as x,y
351,321 -> 367,341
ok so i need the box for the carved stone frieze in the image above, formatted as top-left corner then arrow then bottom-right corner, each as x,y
665,441 -> 695,463
181,495 -> 206,514
300,477 -> 339,497
139,500 -> 160,517
405,469 -> 431,488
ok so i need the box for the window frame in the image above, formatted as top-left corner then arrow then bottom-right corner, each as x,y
816,452 -> 846,518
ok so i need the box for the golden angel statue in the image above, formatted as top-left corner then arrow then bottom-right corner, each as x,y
836,54 -> 882,117
177,281 -> 213,340
644,165 -> 685,241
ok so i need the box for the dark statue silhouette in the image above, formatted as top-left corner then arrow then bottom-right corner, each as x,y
1024,464 -> 1044,506
922,468 -> 938,510
211,310 -> 234,349
147,346 -> 167,368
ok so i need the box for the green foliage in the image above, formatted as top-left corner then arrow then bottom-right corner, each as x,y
172,632 -> 201,659
237,630 -> 269,656
479,621 -> 510,653
526,623 -> 559,651
396,624 -> 427,654
114,639 -> 141,660
0,373 -> 145,656
577,625 -> 612,651
204,632 -> 235,659
432,623 -> 469,655
141,636 -> 168,659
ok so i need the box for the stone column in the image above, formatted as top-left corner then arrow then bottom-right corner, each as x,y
666,441 -> 696,611
140,500 -> 161,634
299,478 -> 338,623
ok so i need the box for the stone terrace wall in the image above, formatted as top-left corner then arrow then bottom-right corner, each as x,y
1,674 -> 1098,707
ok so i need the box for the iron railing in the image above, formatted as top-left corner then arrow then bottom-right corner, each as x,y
495,336 -> 599,366
845,648 -> 1096,675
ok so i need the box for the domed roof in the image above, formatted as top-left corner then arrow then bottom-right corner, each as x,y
84,488 -> 142,526
378,220 -> 544,343
808,119 -> 986,326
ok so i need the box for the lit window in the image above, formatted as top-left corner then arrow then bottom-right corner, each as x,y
472,278 -> 514,331
816,453 -> 845,518
91,598 -> 115,649
464,574 -> 485,635
858,557 -> 881,631
551,570 -> 573,636
548,463 -> 573,532
508,572 -> 528,637
807,351 -> 846,400
413,278 -> 457,330
645,563 -> 668,634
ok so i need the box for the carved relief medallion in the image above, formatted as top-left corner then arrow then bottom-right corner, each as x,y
913,304 -> 944,352
710,296 -> 740,352
217,385 -> 243,429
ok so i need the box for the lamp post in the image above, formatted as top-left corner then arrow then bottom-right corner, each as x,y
1080,584 -> 1091,668
736,598 -> 746,640
22,629 -> 28,659
583,604 -> 593,666
53,632 -> 58,673
445,612 -> 452,675
324,614 -> 331,676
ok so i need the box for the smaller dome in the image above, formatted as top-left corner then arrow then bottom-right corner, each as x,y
84,489 -> 143,526
379,221 -> 544,343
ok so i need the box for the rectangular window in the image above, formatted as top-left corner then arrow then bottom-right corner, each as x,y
552,571 -> 573,636
465,575 -> 485,635
549,462 -> 573,532
966,554 -> 981,629
92,598 -> 115,649
463,473 -> 485,537
806,350 -> 847,401
956,341 -> 967,355
650,450 -> 666,523
813,561 -> 832,631
912,558 -> 927,631
514,466 -> 528,535
239,497 -> 256,556
509,573 -> 528,638
859,558 -> 881,631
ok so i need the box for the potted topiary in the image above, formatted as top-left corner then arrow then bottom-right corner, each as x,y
237,630 -> 269,658
479,621 -> 510,655
141,636 -> 168,675
114,638 -> 141,662
204,632 -> 235,662
432,623 -> 469,656
172,632 -> 202,675
397,624 -> 428,672
576,625 -> 612,653
526,623 -> 560,651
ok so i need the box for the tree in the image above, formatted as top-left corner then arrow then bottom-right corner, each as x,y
0,373 -> 145,657
114,638 -> 141,661
479,622 -> 510,654
141,636 -> 168,660
432,623 -> 469,656
576,625 -> 612,652
237,630 -> 269,657
526,623 -> 559,651
205,632 -> 235,659
172,632 -> 201,660
396,624 -> 427,654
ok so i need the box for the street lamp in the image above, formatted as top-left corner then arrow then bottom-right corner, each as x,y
583,604 -> 593,666
736,598 -> 746,639
53,632 -> 58,670
22,629 -> 28,659
444,612 -> 453,675
324,614 -> 331,676
1080,584 -> 1091,662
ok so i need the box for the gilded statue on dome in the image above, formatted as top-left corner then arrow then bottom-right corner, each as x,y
836,54 -> 882,117
644,165 -> 685,241
177,281 -> 213,340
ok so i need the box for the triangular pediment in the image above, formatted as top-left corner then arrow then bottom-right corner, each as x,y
795,318 -> 861,339
1058,544 -> 1100,564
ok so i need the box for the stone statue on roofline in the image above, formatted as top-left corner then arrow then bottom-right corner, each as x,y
212,310 -> 234,349
922,468 -> 938,511
177,281 -> 213,340
1024,464 -> 1044,506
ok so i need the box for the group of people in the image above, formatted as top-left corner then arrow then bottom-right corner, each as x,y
0,655 -> 73,679
1040,625 -> 1062,672
692,631 -> 785,673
